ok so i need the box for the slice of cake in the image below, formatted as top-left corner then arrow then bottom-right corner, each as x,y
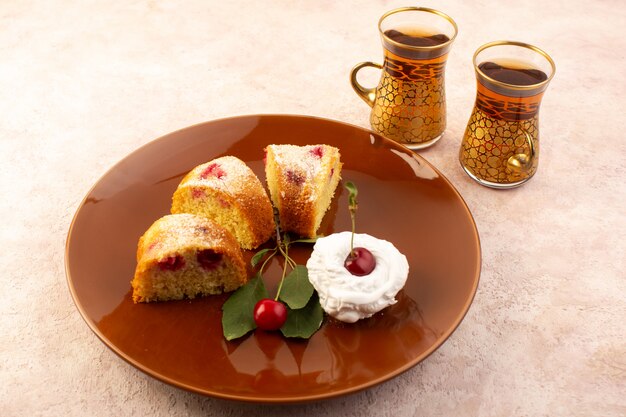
264,144 -> 342,238
131,214 -> 247,303
171,156 -> 275,250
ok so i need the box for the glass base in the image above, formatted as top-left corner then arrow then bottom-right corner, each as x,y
402,132 -> 443,150
461,164 -> 533,189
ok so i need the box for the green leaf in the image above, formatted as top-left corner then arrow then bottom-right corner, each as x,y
278,265 -> 314,309
291,237 -> 321,244
280,293 -> 324,338
221,274 -> 269,341
251,248 -> 274,267
345,181 -> 358,210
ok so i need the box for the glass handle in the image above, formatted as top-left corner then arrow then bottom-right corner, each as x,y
507,128 -> 535,173
350,62 -> 382,108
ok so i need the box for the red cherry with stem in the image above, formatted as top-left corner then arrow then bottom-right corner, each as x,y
344,247 -> 376,276
254,299 -> 288,330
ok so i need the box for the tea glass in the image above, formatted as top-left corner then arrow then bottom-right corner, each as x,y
350,7 -> 457,149
459,41 -> 555,188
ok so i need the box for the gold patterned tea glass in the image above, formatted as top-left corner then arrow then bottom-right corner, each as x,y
459,41 -> 555,188
350,7 -> 457,149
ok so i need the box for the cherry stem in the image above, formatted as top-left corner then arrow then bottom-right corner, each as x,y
259,249 -> 277,276
350,214 -> 356,257
275,239 -> 291,301
345,181 -> 359,258
274,210 -> 282,247
265,207 -> 308,302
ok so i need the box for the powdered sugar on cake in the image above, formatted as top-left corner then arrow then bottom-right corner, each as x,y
185,156 -> 259,196
264,144 -> 342,239
171,155 -> 276,249
269,145 -> 326,200
143,214 -> 231,259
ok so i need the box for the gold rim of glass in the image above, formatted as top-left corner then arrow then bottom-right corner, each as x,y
473,40 -> 556,91
378,7 -> 458,51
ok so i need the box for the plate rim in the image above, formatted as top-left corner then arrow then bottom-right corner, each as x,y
64,113 -> 481,403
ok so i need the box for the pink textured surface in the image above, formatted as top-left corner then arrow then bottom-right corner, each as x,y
1,0 -> 624,416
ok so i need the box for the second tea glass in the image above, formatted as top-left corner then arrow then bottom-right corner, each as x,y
459,41 -> 555,188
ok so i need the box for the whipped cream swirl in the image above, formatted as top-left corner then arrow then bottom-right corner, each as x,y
306,232 -> 409,323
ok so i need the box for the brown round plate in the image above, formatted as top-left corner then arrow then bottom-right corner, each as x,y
65,115 -> 480,403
